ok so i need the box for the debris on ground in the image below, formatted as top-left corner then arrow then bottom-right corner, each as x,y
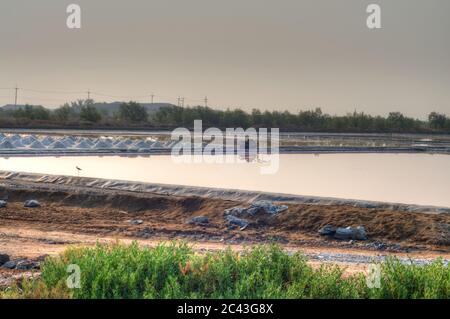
0,254 -> 10,266
318,225 -> 337,236
1,260 -> 18,269
223,201 -> 289,230
250,201 -> 289,215
129,219 -> 143,225
225,215 -> 249,231
224,201 -> 289,217
186,216 -> 209,225
334,226 -> 367,241
319,225 -> 367,240
24,199 -> 40,208
0,200 -> 7,208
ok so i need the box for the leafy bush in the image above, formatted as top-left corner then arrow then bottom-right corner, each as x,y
2,242 -> 449,299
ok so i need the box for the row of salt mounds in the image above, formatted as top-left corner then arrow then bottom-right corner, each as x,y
0,134 -> 170,151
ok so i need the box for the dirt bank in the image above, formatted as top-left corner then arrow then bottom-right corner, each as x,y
1,183 -> 449,251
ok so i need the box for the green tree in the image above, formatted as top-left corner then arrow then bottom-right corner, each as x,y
79,100 -> 101,123
428,112 -> 447,130
53,103 -> 73,122
118,101 -> 148,123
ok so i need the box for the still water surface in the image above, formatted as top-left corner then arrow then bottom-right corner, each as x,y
1,154 -> 449,207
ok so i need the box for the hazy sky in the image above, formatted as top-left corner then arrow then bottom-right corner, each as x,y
1,0 -> 449,118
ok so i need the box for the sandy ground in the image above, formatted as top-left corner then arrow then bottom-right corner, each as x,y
0,181 -> 449,286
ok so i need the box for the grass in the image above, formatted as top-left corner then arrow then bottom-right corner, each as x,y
1,242 -> 449,299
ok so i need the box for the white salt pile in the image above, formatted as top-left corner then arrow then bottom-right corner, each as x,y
164,140 -> 178,148
48,140 -> 68,149
60,136 -> 75,147
92,140 -> 112,149
28,140 -> 46,149
12,139 -> 25,148
151,141 -> 163,148
75,140 -> 92,149
124,139 -> 134,146
114,140 -> 130,149
0,140 -> 14,149
132,140 -> 152,149
9,134 -> 21,142
40,136 -> 55,146
22,135 -> 37,145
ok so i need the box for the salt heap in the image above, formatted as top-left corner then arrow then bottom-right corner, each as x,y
92,139 -> 113,149
0,140 -> 14,149
40,136 -> 55,146
22,135 -> 37,145
12,139 -> 25,148
48,140 -> 68,149
28,140 -> 46,149
75,140 -> 92,149
9,134 -> 21,142
132,140 -> 152,149
114,140 -> 130,149
60,136 -> 75,147
151,141 -> 163,148
164,140 -> 178,148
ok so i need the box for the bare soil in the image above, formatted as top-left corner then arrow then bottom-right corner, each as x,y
0,183 -> 449,284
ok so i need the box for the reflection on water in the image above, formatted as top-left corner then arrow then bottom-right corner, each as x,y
1,154 -> 449,207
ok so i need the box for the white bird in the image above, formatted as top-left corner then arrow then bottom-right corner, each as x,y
76,166 -> 82,177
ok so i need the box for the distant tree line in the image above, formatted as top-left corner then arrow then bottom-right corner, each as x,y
0,99 -> 449,133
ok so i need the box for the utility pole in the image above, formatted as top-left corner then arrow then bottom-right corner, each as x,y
14,85 -> 19,106
181,97 -> 185,107
177,97 -> 181,107
87,89 -> 91,100
204,96 -> 208,108
150,94 -> 154,104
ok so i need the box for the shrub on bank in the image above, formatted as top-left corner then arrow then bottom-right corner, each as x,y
1,242 -> 449,299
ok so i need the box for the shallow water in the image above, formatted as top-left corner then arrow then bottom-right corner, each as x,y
1,153 -> 449,207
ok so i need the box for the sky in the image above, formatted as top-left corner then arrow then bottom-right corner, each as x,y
0,0 -> 449,119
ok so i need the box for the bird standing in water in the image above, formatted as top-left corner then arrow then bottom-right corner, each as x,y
76,166 -> 82,177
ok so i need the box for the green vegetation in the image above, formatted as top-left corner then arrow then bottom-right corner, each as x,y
1,243 -> 449,299
1,100 -> 450,132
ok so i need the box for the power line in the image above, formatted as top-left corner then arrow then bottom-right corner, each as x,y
14,85 -> 19,106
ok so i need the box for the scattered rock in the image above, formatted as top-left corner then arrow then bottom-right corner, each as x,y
129,219 -> 143,225
0,200 -> 7,208
186,216 -> 209,225
1,260 -> 17,269
334,226 -> 367,241
318,225 -> 336,236
0,254 -> 10,266
16,260 -> 40,270
224,201 -> 288,220
251,201 -> 288,215
224,207 -> 247,216
225,215 -> 249,230
24,199 -> 40,208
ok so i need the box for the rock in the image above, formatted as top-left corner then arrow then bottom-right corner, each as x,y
24,199 -> 40,208
224,207 -> 247,216
334,226 -> 367,241
251,201 -> 288,215
0,200 -> 7,208
16,260 -> 40,270
224,202 -> 288,218
225,215 -> 249,230
187,216 -> 209,225
1,260 -> 17,269
0,253 -> 10,266
129,219 -> 143,225
318,225 -> 336,236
